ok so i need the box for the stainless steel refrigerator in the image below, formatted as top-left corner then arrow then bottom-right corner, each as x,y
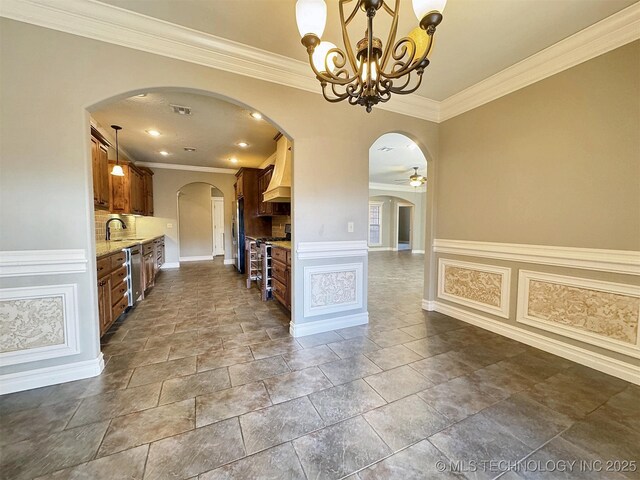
233,198 -> 245,273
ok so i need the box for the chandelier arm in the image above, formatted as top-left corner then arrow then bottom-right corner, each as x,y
306,48 -> 358,86
388,71 -> 424,95
320,81 -> 351,103
382,33 -> 434,80
379,0 -> 400,72
339,0 -> 359,72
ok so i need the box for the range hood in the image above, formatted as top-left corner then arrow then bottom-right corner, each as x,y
263,134 -> 291,203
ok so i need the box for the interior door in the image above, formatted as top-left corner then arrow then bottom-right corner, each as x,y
212,198 -> 225,256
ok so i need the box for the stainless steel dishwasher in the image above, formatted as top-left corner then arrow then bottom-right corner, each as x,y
126,244 -> 143,306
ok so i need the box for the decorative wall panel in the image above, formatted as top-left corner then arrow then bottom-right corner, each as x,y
0,284 -> 80,365
304,263 -> 364,317
517,270 -> 640,358
438,258 -> 511,318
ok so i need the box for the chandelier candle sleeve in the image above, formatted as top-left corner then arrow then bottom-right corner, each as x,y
295,0 -> 445,112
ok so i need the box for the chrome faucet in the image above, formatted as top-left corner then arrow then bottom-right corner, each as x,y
105,218 -> 127,241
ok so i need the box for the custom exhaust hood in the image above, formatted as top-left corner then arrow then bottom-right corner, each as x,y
263,133 -> 291,203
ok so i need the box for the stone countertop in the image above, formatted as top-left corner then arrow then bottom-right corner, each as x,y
96,235 -> 164,258
270,241 -> 291,250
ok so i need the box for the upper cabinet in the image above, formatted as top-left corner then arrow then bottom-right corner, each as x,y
109,161 -> 154,216
91,127 -> 111,210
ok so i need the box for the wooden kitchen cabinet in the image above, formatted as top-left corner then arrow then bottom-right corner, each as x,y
142,241 -> 155,292
109,161 -> 152,216
153,237 -> 165,274
140,167 -> 154,216
97,249 -> 128,336
236,168 -> 272,237
91,127 -> 110,210
258,166 -> 290,217
271,246 -> 291,311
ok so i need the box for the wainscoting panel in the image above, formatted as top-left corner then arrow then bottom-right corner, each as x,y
303,263 -> 364,318
0,249 -> 88,277
0,284 -> 81,365
437,258 -> 511,318
517,270 -> 640,358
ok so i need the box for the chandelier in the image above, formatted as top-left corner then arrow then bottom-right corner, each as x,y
295,0 -> 446,112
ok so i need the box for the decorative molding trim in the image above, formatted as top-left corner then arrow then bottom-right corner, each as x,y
223,258 -> 235,265
297,241 -> 369,260
421,299 -> 436,311
0,0 -> 439,122
0,354 -> 105,394
517,270 -> 639,359
0,284 -> 81,365
412,250 -> 425,254
179,255 -> 213,262
136,162 -> 237,175
160,262 -> 180,270
0,249 -> 88,277
438,258 -> 511,319
433,239 -> 640,276
369,247 -> 392,252
369,182 -> 426,193
290,311 -> 369,338
430,302 -> 639,385
303,263 -> 364,318
439,3 -> 640,121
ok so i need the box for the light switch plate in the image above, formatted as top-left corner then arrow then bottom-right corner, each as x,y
347,222 -> 354,233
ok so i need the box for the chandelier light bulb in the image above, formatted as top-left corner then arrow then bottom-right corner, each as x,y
312,41 -> 338,73
296,0 -> 327,38
412,0 -> 447,20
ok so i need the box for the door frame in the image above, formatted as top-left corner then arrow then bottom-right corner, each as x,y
395,202 -> 414,251
211,197 -> 225,257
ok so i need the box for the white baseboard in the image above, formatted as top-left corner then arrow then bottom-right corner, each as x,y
429,301 -> 640,385
0,353 -> 105,394
421,299 -> 437,311
290,311 -> 369,337
179,255 -> 213,262
161,262 -> 180,270
391,248 -> 399,252
412,250 -> 425,254
368,247 -> 392,252
224,258 -> 235,265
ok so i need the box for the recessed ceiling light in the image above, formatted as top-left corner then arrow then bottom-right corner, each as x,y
237,142 -> 249,148
136,93 -> 147,98
230,157 -> 238,164
250,112 -> 262,120
159,151 -> 169,156
184,147 -> 196,152
146,130 -> 161,137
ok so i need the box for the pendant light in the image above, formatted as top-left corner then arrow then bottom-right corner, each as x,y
110,125 -> 125,177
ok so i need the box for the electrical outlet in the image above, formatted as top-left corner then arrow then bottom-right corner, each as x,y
347,222 -> 354,233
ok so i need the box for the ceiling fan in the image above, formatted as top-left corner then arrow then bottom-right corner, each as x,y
394,167 -> 426,187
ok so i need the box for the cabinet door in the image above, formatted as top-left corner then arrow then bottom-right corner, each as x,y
91,137 -> 100,206
258,168 -> 274,216
98,144 -> 110,207
144,172 -> 154,216
236,173 -> 244,198
97,275 -> 112,336
286,266 -> 291,310
110,164 -> 130,214
143,252 -> 155,290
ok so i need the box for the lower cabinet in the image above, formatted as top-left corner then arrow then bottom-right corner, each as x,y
97,250 -> 128,337
271,246 -> 291,310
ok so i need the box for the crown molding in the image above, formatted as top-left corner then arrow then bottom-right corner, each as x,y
0,0 -> 439,122
439,2 -> 640,121
1,0 -> 637,123
369,182 -> 426,193
136,162 -> 237,175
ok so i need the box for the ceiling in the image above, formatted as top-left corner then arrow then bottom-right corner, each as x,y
99,0 -> 636,101
369,133 -> 427,185
91,91 -> 279,169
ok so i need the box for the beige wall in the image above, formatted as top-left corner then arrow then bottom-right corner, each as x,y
178,183 -> 213,258
436,41 -> 640,251
0,19 -> 437,377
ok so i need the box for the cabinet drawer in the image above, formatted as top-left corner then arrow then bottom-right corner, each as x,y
272,259 -> 286,282
272,278 -> 287,305
111,281 -> 128,306
110,265 -> 127,285
143,242 -> 154,255
112,295 -> 128,321
111,251 -> 126,270
97,257 -> 111,276
286,250 -> 291,266
272,247 -> 287,264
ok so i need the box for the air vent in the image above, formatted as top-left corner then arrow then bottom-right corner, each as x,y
184,147 -> 196,152
378,146 -> 394,152
170,104 -> 192,115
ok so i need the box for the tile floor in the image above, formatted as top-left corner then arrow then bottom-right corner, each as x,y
1,253 -> 638,480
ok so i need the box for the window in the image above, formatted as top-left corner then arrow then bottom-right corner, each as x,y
369,202 -> 383,246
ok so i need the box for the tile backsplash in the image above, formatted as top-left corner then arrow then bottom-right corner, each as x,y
272,215 -> 291,238
95,210 -> 137,241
